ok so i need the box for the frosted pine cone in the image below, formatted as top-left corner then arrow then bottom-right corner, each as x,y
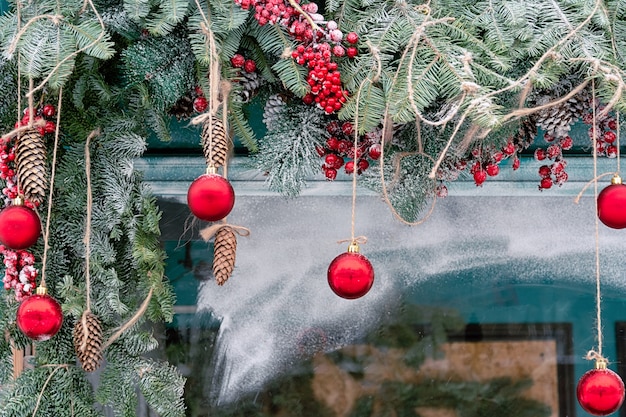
15,128 -> 47,205
201,119 -> 230,168
213,226 -> 237,286
239,71 -> 262,103
263,94 -> 287,129
534,82 -> 589,138
73,311 -> 104,373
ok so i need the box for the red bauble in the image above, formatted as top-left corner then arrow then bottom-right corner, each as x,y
577,366 -> 625,416
16,289 -> 63,341
327,246 -> 374,299
0,204 -> 41,249
597,176 -> 626,229
187,173 -> 235,222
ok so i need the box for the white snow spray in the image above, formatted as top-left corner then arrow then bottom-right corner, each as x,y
195,192 -> 626,404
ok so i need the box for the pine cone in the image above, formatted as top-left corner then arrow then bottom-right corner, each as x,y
239,71 -> 262,103
15,128 -> 47,205
534,83 -> 589,138
201,119 -> 230,168
262,94 -> 286,129
73,311 -> 103,373
213,226 -> 237,285
169,94 -> 195,120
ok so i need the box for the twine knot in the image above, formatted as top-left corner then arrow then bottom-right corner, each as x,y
200,223 -> 251,242
461,81 -> 480,94
585,349 -> 608,364
337,235 -> 368,246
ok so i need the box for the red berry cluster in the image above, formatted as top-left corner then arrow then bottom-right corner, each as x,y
230,53 -> 258,74
14,104 -> 57,137
290,16 -> 359,114
1,245 -> 37,301
533,132 -> 571,190
435,134 -> 530,195
582,104 -> 619,158
317,121 -> 381,180
235,0 -> 297,25
192,86 -> 208,113
232,0 -> 357,114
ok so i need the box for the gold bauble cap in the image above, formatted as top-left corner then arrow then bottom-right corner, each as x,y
36,286 -> 47,295
206,165 -> 218,175
595,359 -> 608,370
347,242 -> 360,253
611,174 -> 622,185
13,195 -> 25,206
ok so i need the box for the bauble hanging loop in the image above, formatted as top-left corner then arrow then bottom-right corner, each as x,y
0,195 -> 41,250
327,242 -> 375,299
187,167 -> 235,222
16,286 -> 63,341
597,174 -> 626,229
577,359 -> 626,416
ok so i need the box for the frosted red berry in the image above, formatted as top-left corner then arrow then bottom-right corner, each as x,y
368,144 -> 381,160
539,177 -> 553,190
539,165 -> 551,178
473,169 -> 487,186
324,167 -> 337,180
243,59 -> 257,73
485,163 -> 499,177
346,32 -> 359,44
42,104 -> 56,118
193,96 -> 208,113
346,47 -> 358,58
502,141 -> 516,156
230,54 -> 245,68
604,131 -> 617,143
534,148 -> 547,161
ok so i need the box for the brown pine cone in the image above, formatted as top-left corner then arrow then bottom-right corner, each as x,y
73,311 -> 104,373
201,119 -> 230,168
15,128 -> 47,205
213,226 -> 237,285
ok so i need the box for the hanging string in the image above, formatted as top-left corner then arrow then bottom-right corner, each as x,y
616,111 -> 621,173
341,77 -> 373,246
38,88 -> 64,289
587,78 -> 606,362
31,364 -> 71,417
83,129 -> 99,312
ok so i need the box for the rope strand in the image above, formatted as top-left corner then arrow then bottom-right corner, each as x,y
591,79 -> 606,361
39,88 -> 64,289
83,129 -> 100,312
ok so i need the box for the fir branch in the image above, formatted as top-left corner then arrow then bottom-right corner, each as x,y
229,98 -> 258,151
65,19 -> 115,60
252,104 -> 326,196
272,58 -> 308,97
124,0 -> 151,22
339,78 -> 385,134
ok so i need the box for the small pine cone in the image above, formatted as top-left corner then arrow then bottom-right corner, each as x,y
201,119 -> 230,168
169,94 -> 195,120
262,94 -> 286,129
239,72 -> 262,103
213,226 -> 237,285
73,311 -> 104,373
15,128 -> 47,205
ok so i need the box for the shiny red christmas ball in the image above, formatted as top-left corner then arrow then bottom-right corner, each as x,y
16,291 -> 63,341
327,249 -> 374,299
187,173 -> 235,222
597,178 -> 626,229
577,367 -> 625,416
0,204 -> 41,249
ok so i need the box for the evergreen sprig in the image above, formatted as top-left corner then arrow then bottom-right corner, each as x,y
252,104 -> 326,196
